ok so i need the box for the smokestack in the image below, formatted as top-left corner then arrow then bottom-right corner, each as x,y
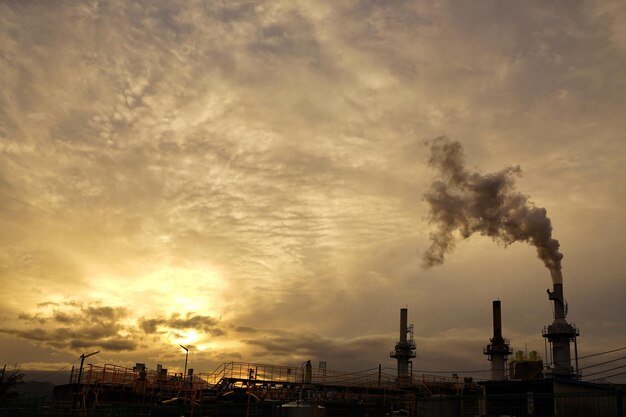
483,300 -> 512,380
400,308 -> 408,343
390,308 -> 416,388
493,300 -> 502,340
543,282 -> 579,378
548,283 -> 566,319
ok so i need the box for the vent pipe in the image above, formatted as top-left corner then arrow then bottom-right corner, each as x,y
543,283 -> 579,378
483,300 -> 512,380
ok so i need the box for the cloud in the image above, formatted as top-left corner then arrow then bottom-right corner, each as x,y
1,300 -> 232,357
69,338 -> 137,352
238,326 -> 392,370
1,301 -> 135,352
138,313 -> 225,336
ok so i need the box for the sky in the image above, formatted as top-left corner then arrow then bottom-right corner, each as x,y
1,0 -> 625,385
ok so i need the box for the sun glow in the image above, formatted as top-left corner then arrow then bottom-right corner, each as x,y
196,341 -> 221,351
175,329 -> 199,346
85,264 -> 224,317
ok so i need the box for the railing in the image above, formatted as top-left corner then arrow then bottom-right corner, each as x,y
311,367 -> 384,387
195,361 -> 389,389
72,360 -> 473,400
195,361 -> 458,391
195,362 -> 304,387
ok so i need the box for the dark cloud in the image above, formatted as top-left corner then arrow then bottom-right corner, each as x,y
36,302 -> 59,308
2,328 -> 50,342
2,301 -> 136,352
17,312 -> 46,324
69,338 -> 137,352
238,327 -> 393,370
52,311 -> 74,323
138,312 -> 225,336
138,318 -> 162,335
5,303 -> 227,354
235,326 -> 260,333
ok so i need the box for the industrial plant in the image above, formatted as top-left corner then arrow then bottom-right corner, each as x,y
1,278 -> 624,417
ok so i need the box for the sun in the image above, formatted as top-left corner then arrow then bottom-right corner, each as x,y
175,329 -> 200,346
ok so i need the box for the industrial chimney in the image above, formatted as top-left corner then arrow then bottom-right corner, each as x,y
390,308 -> 416,387
542,283 -> 579,378
483,300 -> 512,380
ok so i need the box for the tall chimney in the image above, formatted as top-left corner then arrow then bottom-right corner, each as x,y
543,283 -> 579,378
483,300 -> 512,380
390,308 -> 416,387
493,300 -> 503,339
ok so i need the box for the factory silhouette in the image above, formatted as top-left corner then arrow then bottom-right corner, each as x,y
3,287 -> 622,417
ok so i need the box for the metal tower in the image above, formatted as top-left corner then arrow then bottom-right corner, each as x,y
543,283 -> 579,378
390,308 -> 416,387
483,300 -> 512,380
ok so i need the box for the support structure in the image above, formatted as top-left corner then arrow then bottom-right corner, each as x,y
542,283 -> 579,378
390,308 -> 416,387
483,300 -> 512,380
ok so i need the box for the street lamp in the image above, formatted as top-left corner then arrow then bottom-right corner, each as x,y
77,350 -> 100,385
179,344 -> 189,384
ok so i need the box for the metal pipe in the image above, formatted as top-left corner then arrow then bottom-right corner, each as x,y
400,308 -> 408,342
548,283 -> 566,319
492,301 -> 502,339
544,282 -> 578,377
484,300 -> 511,380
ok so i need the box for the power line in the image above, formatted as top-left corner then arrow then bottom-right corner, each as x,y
381,366 -> 493,376
383,366 -> 492,374
578,355 -> 626,371
578,346 -> 626,360
357,366 -> 383,373
582,364 -> 626,378
411,369 -> 492,374
590,370 -> 626,382
28,360 -> 78,382
381,347 -> 626,377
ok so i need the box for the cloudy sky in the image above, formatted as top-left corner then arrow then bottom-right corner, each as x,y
1,0 -> 625,384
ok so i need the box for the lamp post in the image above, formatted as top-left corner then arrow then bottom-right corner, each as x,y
179,344 -> 189,377
179,344 -> 189,391
77,350 -> 100,385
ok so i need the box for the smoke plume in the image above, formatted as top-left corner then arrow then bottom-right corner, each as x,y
423,137 -> 563,284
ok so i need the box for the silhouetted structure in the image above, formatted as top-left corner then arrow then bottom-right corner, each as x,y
483,300 -> 512,380
390,308 -> 416,387
543,283 -> 579,378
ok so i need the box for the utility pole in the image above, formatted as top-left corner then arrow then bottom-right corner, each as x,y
77,351 -> 100,385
